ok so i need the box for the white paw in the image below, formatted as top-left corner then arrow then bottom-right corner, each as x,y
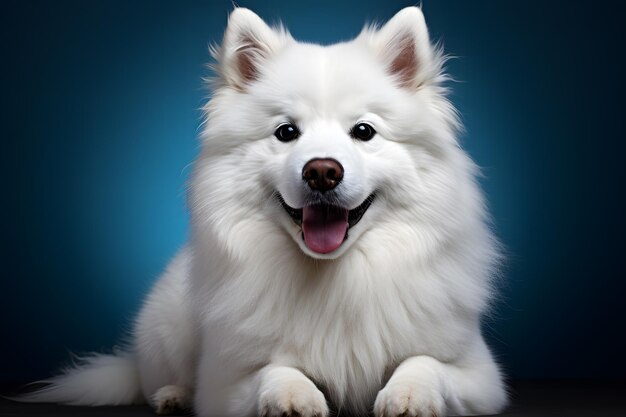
258,379 -> 329,417
374,378 -> 445,417
152,385 -> 190,415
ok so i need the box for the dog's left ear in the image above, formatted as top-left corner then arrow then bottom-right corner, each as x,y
214,8 -> 291,90
365,7 -> 436,89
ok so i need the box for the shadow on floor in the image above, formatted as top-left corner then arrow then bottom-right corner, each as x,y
1,380 -> 624,416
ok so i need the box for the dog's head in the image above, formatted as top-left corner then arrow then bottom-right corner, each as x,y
192,7 -> 474,261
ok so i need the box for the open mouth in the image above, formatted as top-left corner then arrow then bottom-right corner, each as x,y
277,193 -> 375,254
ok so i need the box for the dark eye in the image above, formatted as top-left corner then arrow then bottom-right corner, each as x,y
274,123 -> 300,142
351,122 -> 376,141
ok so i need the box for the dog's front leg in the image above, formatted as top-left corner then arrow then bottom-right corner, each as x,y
195,360 -> 328,417
257,365 -> 329,417
374,356 -> 446,417
374,344 -> 507,416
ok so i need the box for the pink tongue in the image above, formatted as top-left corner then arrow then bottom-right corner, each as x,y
302,205 -> 349,254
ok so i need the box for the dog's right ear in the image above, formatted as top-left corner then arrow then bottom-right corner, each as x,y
213,8 -> 290,90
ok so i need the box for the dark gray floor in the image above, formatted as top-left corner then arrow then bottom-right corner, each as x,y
501,380 -> 625,417
1,380 -> 624,416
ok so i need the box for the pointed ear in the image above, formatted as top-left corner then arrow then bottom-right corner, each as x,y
215,8 -> 290,90
366,7 -> 436,89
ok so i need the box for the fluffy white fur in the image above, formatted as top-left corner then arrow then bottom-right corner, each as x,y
20,7 -> 508,417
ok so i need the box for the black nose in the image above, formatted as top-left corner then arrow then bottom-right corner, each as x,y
302,158 -> 344,192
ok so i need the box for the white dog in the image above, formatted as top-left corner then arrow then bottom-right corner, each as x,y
22,7 -> 508,417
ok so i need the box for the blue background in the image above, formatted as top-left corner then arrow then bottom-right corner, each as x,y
2,0 -> 625,381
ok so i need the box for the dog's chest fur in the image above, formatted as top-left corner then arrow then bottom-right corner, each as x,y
198,243 -> 474,413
